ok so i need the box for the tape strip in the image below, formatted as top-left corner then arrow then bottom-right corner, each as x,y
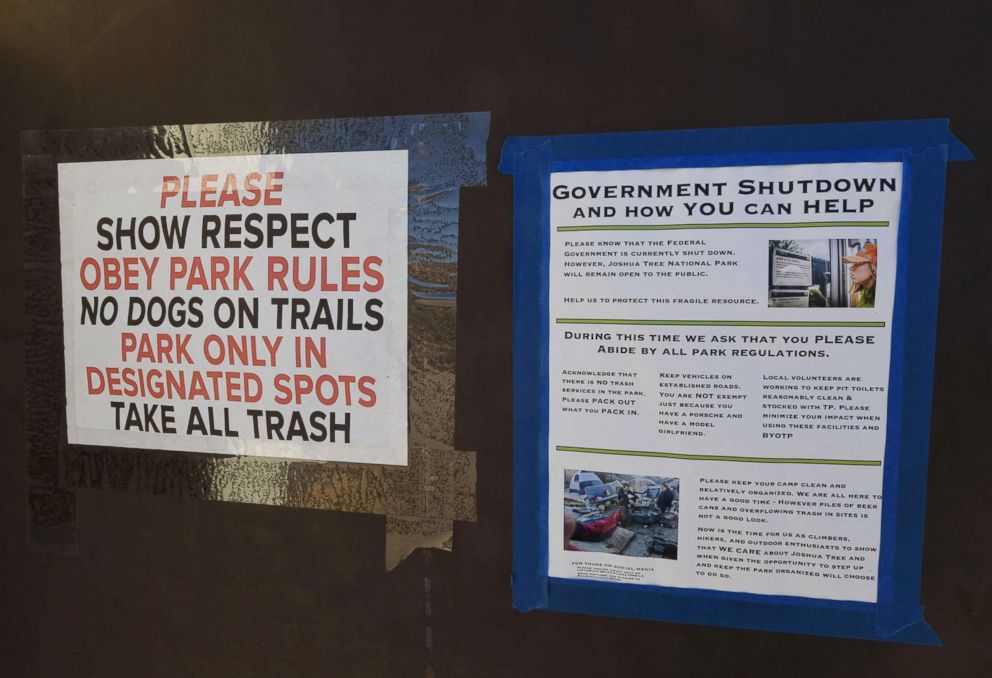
386,516 -> 455,572
510,141 -> 553,611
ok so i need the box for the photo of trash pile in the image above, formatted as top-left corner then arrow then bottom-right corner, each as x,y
563,470 -> 679,559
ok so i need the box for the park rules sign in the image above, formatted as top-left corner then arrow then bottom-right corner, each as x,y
58,151 -> 409,465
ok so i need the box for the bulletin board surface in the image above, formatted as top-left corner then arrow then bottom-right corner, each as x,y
2,1 -> 990,675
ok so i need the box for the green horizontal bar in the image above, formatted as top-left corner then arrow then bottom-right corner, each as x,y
556,445 -> 880,466
557,221 -> 888,232
556,319 -> 885,328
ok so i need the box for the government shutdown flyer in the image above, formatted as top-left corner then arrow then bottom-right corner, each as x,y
549,163 -> 899,602
58,151 -> 409,464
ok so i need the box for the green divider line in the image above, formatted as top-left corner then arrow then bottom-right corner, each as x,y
556,445 -> 881,466
556,319 -> 885,328
557,221 -> 888,232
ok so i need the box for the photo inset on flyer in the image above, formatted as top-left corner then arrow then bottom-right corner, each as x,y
768,239 -> 878,308
563,470 -> 679,559
547,162 -> 899,602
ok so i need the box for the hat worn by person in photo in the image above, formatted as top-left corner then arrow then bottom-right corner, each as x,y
841,242 -> 878,266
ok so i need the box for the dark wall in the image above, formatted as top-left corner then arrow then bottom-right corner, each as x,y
2,1 -> 989,675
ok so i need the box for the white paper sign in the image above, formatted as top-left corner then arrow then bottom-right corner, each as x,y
59,151 -> 409,465
547,162 -> 900,602
771,248 -> 812,287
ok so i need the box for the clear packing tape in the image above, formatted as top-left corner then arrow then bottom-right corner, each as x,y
23,113 -> 489,568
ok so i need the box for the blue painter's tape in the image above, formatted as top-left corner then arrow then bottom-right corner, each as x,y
873,145 -> 951,644
502,120 -> 970,643
511,141 -> 553,612
499,119 -> 973,173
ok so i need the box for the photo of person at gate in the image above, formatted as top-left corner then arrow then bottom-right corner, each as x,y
563,470 -> 678,559
768,238 -> 878,308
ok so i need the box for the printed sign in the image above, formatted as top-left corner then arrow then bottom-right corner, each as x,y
503,119 -> 972,643
59,151 -> 409,464
547,162 -> 898,602
771,247 -> 812,287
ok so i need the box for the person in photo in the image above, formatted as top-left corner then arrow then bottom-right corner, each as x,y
843,242 -> 877,308
563,509 -> 581,551
617,482 -> 637,525
656,482 -> 675,514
